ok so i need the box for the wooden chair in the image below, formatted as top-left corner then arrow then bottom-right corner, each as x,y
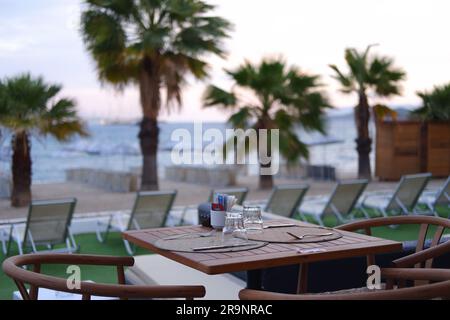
239,268 -> 450,300
2,254 -> 205,300
336,216 -> 450,270
242,216 -> 450,300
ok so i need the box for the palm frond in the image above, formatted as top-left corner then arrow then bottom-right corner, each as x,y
414,83 -> 450,120
0,74 -> 87,140
203,85 -> 237,108
204,57 -> 330,163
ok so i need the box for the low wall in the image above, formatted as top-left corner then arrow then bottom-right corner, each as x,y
65,168 -> 138,193
0,175 -> 11,199
165,165 -> 237,187
276,164 -> 336,181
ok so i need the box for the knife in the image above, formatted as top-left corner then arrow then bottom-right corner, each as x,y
263,223 -> 296,229
192,242 -> 254,251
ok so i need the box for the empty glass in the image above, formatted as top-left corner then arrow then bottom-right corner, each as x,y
222,210 -> 247,241
243,206 -> 263,232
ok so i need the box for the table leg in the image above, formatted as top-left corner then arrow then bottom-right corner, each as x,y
246,269 -> 262,290
297,263 -> 309,294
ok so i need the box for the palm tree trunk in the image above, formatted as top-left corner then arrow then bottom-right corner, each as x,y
139,117 -> 159,190
11,131 -> 32,207
138,59 -> 160,191
355,91 -> 372,180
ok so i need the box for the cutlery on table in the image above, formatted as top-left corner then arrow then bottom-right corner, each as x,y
192,242 -> 254,251
263,224 -> 296,229
163,231 -> 215,240
286,231 -> 334,240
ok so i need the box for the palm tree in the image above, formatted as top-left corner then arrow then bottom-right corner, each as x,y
0,74 -> 87,207
203,58 -> 330,189
329,45 -> 406,179
80,0 -> 231,190
414,83 -> 450,121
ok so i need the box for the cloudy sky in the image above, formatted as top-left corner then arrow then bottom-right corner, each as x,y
1,0 -> 450,121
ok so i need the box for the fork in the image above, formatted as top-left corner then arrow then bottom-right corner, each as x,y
287,231 -> 333,240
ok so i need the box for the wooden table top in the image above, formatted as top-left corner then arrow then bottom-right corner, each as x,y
123,219 -> 402,275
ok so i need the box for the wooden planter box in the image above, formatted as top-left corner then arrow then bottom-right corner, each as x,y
375,120 -> 450,181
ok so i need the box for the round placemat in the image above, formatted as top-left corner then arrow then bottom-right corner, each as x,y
246,226 -> 342,243
155,234 -> 268,253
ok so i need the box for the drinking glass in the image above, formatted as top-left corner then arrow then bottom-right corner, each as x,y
243,206 -> 263,232
222,210 -> 247,241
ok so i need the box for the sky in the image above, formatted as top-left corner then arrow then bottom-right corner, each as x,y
1,0 -> 450,121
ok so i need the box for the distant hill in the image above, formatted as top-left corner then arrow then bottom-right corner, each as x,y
325,105 -> 420,120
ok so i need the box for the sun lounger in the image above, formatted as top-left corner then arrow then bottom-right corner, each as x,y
1,199 -> 78,255
418,176 -> 450,217
361,173 -> 432,217
299,179 -> 368,226
263,185 -> 310,218
96,190 -> 177,255
178,187 -> 249,226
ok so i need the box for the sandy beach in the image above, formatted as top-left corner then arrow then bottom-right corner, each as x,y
0,176 -> 445,221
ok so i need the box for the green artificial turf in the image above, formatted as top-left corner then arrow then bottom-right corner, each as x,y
0,205 -> 448,300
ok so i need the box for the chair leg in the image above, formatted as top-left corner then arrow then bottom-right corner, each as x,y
16,238 -> 24,256
123,239 -> 135,256
1,238 -> 5,255
314,215 -> 325,227
380,208 -> 389,218
0,227 -> 10,255
178,207 -> 189,226
96,216 -> 113,243
6,232 -> 13,256
359,206 -> 371,219
28,231 -> 38,253
67,228 -> 79,253
298,212 -> 307,222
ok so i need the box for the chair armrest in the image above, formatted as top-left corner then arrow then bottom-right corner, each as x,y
6,254 -> 135,268
381,268 -> 450,282
106,284 -> 206,299
392,240 -> 450,268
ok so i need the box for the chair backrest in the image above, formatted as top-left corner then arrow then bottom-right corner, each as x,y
265,185 -> 309,218
434,176 -> 450,206
323,179 -> 368,216
208,187 -> 249,205
386,173 -> 432,212
23,199 -> 76,248
337,215 -> 450,269
128,190 -> 177,230
2,254 -> 205,300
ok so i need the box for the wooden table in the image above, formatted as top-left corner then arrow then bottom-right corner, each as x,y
123,219 -> 402,293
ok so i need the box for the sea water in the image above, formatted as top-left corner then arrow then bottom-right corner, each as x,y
0,113 -> 374,183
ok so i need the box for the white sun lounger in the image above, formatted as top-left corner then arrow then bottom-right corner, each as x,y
1,199 -> 78,255
96,190 -> 177,255
299,179 -> 368,226
361,173 -> 432,217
